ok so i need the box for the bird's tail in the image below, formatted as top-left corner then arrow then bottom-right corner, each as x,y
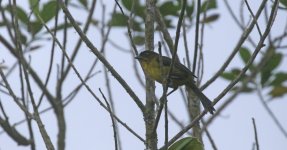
187,83 -> 215,114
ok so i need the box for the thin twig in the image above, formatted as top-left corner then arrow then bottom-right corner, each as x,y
0,101 -> 8,120
61,0 -> 97,82
155,8 -> 175,56
101,3 -> 122,149
37,13 -> 145,143
0,34 -> 57,109
223,0 -> 257,47
192,0 -> 201,73
0,101 -> 31,146
0,68 -> 32,118
200,0 -> 269,91
63,70 -> 101,106
164,99 -> 168,150
212,0 -> 278,112
240,0 -> 246,27
153,0 -> 187,133
252,118 -> 260,150
58,0 -> 145,112
201,120 -> 217,150
244,0 -> 263,38
172,0 -> 187,62
22,57 -> 55,150
99,89 -> 119,150
37,2 -> 59,108
182,19 -> 191,69
153,42 -> 168,132
202,88 -> 241,131
0,70 -> 100,134
203,46 -> 279,132
12,0 -> 55,148
256,85 -> 287,138
0,0 -> 15,45
161,1 -> 279,147
114,0 -> 138,55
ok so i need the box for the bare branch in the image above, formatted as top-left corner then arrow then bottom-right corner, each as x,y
37,13 -> 145,143
256,85 -> 287,138
252,118 -> 260,150
99,89 -> 119,150
57,0 -> 145,112
244,0 -> 263,38
192,0 -> 201,73
114,0 -> 138,55
200,0 -> 269,91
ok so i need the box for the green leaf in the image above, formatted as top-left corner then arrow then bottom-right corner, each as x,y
261,52 -> 282,86
280,0 -> 287,7
159,1 -> 181,16
186,1 -> 194,19
221,72 -> 236,81
242,86 -> 254,93
40,1 -> 58,22
221,69 -> 241,81
200,13 -> 219,23
231,68 -> 241,75
168,137 -> 203,150
122,0 -> 133,10
28,21 -> 43,35
122,0 -> 145,19
16,7 -> 29,24
109,13 -> 142,31
29,0 -> 40,14
239,47 -> 251,64
269,86 -> 287,97
201,0 -> 217,13
79,0 -> 88,9
109,13 -> 128,27
263,53 -> 282,72
261,70 -> 272,86
270,72 -> 287,86
129,19 -> 143,31
133,5 -> 145,19
232,85 -> 254,93
5,6 -> 29,24
19,32 -> 27,45
133,35 -> 145,46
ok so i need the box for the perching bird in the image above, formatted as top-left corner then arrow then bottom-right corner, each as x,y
136,50 -> 215,114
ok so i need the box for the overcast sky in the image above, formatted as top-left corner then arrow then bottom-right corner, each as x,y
0,0 -> 286,150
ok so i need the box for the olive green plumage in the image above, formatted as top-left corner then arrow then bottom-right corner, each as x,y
136,50 -> 215,114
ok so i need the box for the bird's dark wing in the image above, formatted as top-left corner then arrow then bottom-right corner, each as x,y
161,56 -> 195,76
156,56 -> 192,80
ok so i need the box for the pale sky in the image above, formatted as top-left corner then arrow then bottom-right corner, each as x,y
0,0 -> 286,150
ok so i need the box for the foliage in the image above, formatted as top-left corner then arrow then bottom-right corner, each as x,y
168,137 -> 203,150
220,46 -> 287,98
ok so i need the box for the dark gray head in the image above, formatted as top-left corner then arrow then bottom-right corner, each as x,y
135,51 -> 159,61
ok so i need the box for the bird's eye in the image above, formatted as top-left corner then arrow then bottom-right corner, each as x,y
145,51 -> 151,56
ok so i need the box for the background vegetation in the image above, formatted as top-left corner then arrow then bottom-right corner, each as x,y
0,0 -> 286,149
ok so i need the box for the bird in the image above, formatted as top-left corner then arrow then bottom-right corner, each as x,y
135,50 -> 215,114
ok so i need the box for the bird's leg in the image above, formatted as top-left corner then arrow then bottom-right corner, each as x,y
167,88 -> 178,96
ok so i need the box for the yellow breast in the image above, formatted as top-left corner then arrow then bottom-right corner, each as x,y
141,59 -> 164,83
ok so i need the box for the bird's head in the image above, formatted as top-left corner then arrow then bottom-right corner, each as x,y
135,51 -> 158,62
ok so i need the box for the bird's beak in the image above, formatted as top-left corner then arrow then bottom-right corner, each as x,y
135,55 -> 142,60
